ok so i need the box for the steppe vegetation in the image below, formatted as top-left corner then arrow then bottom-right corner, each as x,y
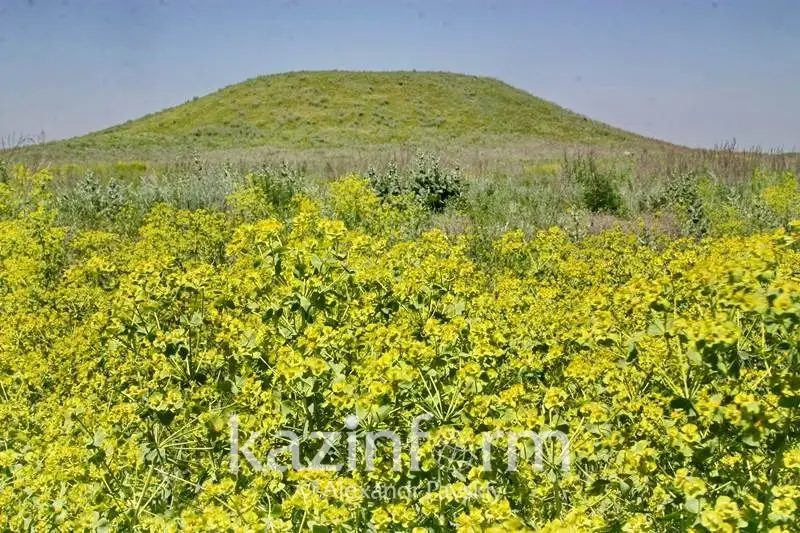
1,71 -> 799,531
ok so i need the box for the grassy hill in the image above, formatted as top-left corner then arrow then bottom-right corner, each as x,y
33,71 -> 667,160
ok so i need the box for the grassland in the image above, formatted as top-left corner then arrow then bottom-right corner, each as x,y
9,70 -> 676,164
3,70 -> 798,242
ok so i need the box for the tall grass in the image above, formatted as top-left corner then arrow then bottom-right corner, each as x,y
14,146 -> 798,249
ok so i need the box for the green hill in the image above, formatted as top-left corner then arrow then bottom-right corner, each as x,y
49,70 -> 665,156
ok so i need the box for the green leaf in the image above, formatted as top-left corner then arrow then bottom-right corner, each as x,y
684,498 -> 701,514
188,311 -> 203,328
647,320 -> 665,336
240,329 -> 259,350
742,430 -> 762,447
298,294 -> 312,312
779,395 -> 800,408
687,349 -> 702,366
626,342 -> 639,363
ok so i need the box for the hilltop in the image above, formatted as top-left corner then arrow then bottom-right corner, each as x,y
24,71 -> 670,161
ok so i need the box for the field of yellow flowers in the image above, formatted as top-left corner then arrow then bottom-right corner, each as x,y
1,166 -> 800,531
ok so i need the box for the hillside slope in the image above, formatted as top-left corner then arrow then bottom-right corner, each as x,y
54,71 -> 663,154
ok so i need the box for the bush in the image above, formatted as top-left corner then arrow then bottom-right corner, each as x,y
367,159 -> 404,198
565,153 -> 625,215
244,161 -> 304,216
410,151 -> 465,211
368,152 -> 466,212
55,171 -> 128,228
652,170 -> 709,237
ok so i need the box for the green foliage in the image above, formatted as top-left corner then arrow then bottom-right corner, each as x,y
409,151 -> 466,211
367,159 -> 404,198
452,173 -> 570,263
564,153 -> 626,215
56,171 -> 127,225
663,170 -> 800,238
696,177 -> 753,237
49,161 -> 149,182
651,170 -> 709,237
368,151 -> 466,212
3,169 -> 800,530
247,161 -> 305,213
0,164 -> 56,219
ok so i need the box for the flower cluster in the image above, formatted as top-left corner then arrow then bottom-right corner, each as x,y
1,168 -> 800,531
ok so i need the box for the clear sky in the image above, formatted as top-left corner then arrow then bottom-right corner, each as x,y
1,0 -> 798,150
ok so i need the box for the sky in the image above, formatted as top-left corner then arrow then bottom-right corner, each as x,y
0,0 -> 798,150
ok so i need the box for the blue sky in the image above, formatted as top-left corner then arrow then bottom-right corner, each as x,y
0,0 -> 798,150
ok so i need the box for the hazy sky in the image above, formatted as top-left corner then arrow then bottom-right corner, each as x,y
1,0 -> 798,150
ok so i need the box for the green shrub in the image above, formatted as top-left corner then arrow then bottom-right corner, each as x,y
410,151 -> 465,211
368,152 -> 466,212
248,161 -> 304,213
367,160 -> 404,198
565,153 -> 625,215
56,171 -> 128,227
657,170 -> 709,237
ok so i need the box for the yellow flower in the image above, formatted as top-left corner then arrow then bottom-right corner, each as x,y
784,448 -> 800,469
